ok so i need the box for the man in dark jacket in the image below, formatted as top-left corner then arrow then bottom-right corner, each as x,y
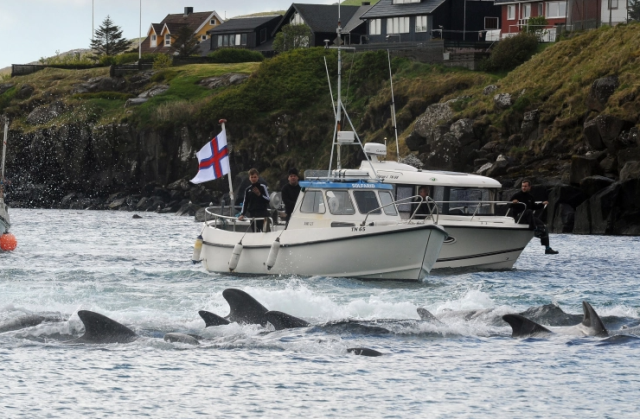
511,179 -> 558,254
238,168 -> 270,232
281,168 -> 301,224
412,186 -> 432,219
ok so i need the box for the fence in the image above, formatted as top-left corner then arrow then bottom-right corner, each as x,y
11,64 -> 102,77
110,63 -> 154,77
354,40 -> 445,64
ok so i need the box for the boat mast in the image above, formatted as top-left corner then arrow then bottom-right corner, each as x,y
336,4 -> 343,171
387,50 -> 400,161
0,117 -> 8,203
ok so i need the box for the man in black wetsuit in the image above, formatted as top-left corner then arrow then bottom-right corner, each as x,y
238,168 -> 270,232
412,186 -> 432,219
281,168 -> 301,225
511,179 -> 558,254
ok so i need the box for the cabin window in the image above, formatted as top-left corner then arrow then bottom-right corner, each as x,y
217,36 -> 223,47
370,19 -> 382,35
522,4 -> 532,19
300,191 -> 326,214
538,3 -> 543,16
507,5 -> 516,20
165,34 -> 171,46
292,12 -> 305,25
447,188 -> 494,215
608,0 -> 619,8
378,191 -> 398,216
201,35 -> 207,41
353,191 -> 381,214
485,17 -> 499,30
325,191 -> 356,215
395,185 -> 414,213
387,17 -> 410,34
151,34 -> 157,47
546,1 -> 566,17
415,16 -> 428,33
235,34 -> 242,46
241,33 -> 248,45
210,19 -> 217,25
260,28 -> 267,43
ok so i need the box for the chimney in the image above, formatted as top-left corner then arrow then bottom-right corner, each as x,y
184,7 -> 193,17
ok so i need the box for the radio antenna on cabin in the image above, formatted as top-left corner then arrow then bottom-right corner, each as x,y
387,50 -> 400,162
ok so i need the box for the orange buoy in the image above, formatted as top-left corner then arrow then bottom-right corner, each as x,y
0,233 -> 17,251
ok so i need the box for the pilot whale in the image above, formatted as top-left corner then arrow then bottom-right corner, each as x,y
501,301 -> 637,338
69,310 -> 139,344
199,288 -> 269,327
0,313 -> 67,334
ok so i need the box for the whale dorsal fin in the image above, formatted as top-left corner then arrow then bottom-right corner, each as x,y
265,311 -> 310,330
74,310 -> 137,344
502,314 -> 553,338
223,288 -> 269,326
581,301 -> 608,337
199,310 -> 230,327
417,307 -> 439,322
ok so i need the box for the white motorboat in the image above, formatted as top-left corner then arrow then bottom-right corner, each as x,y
358,143 -> 534,270
195,172 -> 447,281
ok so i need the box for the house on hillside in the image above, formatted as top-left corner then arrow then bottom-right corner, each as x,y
272,3 -> 371,47
204,16 -> 282,54
599,0 -> 628,26
360,0 -> 502,42
141,7 -> 224,55
494,0 -> 568,40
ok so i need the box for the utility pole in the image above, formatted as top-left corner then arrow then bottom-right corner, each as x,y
139,0 -> 142,60
92,0 -> 94,40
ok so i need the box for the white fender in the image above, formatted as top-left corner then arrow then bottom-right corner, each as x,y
229,241 -> 243,272
191,235 -> 203,264
266,238 -> 281,270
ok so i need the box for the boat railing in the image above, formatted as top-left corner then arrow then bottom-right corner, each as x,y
204,208 -> 276,233
361,195 -> 440,226
427,200 -> 513,221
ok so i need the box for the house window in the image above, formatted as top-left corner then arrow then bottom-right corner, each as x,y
538,3 -> 543,16
608,0 -> 619,9
507,5 -> 516,20
370,19 -> 381,35
210,19 -> 217,25
260,28 -> 267,43
392,0 -> 420,3
387,17 -> 410,34
218,36 -> 223,47
235,34 -> 242,46
522,4 -> 532,19
201,35 -> 207,41
415,15 -> 427,32
150,34 -> 157,47
291,12 -> 304,25
485,17 -> 499,30
165,34 -> 171,46
546,1 -> 566,17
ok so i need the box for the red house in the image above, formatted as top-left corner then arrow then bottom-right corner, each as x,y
494,0 -> 569,40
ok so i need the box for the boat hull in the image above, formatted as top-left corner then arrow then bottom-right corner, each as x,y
0,202 -> 9,236
433,223 -> 534,270
200,224 -> 447,281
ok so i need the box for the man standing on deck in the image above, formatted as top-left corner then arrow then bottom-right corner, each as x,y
281,168 -> 301,225
511,179 -> 558,254
238,168 -> 270,232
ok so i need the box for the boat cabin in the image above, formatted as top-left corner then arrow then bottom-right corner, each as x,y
286,179 -> 409,230
358,143 -> 503,218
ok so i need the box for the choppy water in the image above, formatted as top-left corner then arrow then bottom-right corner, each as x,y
1,209 -> 639,418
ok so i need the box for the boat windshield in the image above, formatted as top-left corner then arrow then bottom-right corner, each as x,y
395,185 -> 497,216
353,191 -> 381,214
326,190 -> 356,215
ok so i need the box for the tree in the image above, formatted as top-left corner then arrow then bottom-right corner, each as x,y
171,25 -> 201,57
524,16 -> 549,40
90,16 -> 132,57
273,24 -> 312,53
630,0 -> 640,21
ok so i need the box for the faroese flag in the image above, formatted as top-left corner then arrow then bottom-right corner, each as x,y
190,129 -> 230,184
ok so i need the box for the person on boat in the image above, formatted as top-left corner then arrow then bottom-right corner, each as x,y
281,168 -> 301,225
238,168 -> 270,232
412,186 -> 432,219
510,179 -> 558,255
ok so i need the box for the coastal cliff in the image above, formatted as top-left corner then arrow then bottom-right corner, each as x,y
1,24 -> 639,234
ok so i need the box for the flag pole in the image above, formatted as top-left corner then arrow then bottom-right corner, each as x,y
219,119 -> 235,216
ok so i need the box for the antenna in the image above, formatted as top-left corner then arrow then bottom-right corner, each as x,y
387,50 -> 400,161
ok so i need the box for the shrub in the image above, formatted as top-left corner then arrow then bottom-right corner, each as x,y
72,92 -> 135,101
483,33 -> 539,72
153,54 -> 173,69
99,55 -> 117,66
524,16 -> 550,40
207,49 -> 264,63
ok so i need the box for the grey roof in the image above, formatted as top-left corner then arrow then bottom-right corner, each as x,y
493,0 -> 534,3
361,0 -> 447,19
207,15 -> 281,33
342,5 -> 375,33
290,4 -> 361,33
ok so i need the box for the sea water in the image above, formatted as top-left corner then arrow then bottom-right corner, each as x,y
1,209 -> 639,418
